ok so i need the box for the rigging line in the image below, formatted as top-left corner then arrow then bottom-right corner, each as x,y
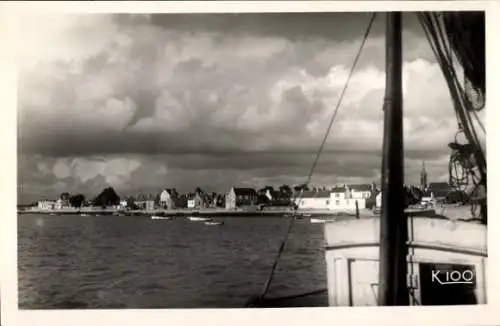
430,14 -> 486,171
419,13 -> 486,219
245,12 -> 377,307
418,14 -> 480,151
418,14 -> 462,127
429,14 -> 482,138
472,110 -> 486,134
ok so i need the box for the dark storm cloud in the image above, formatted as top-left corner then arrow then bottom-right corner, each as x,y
16,11 -> 473,202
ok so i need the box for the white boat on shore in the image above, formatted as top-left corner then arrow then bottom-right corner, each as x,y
151,215 -> 172,220
310,217 -> 336,224
205,220 -> 224,226
186,216 -> 213,222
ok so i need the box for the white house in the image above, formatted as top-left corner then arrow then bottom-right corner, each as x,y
330,186 -> 348,200
37,200 -> 55,210
294,190 -> 331,210
187,198 -> 196,208
54,198 -> 71,210
348,184 -> 373,199
330,187 -> 367,211
330,185 -> 371,211
294,187 -> 368,211
187,192 -> 205,209
119,200 -> 128,208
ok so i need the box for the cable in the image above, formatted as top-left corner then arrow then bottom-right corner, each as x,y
245,12 -> 378,308
472,110 -> 486,134
418,13 -> 486,222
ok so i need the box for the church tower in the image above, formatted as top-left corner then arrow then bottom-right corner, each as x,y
420,161 -> 428,190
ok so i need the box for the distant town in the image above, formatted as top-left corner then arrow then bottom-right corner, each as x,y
19,163 -> 468,215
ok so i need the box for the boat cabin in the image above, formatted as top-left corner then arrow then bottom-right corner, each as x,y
324,217 -> 487,306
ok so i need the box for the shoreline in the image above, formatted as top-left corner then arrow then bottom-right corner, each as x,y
18,204 -> 475,220
18,207 -> 364,217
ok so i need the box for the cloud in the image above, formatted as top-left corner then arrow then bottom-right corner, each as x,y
15,12 -> 480,203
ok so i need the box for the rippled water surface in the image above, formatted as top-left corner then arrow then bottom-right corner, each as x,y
18,214 -> 328,309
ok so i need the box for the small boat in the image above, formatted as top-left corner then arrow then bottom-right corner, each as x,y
310,217 -> 336,224
49,213 -> 57,216
205,220 -> 224,226
186,216 -> 212,222
80,213 -> 90,217
302,213 -> 312,217
151,215 -> 172,220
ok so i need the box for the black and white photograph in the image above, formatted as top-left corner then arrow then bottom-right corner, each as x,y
2,1 -> 498,324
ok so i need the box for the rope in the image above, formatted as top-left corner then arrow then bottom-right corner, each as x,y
472,110 -> 486,134
245,12 -> 377,307
418,13 -> 486,222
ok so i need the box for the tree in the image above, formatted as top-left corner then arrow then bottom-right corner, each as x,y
258,185 -> 274,195
195,187 -> 203,194
69,194 -> 86,208
60,192 -> 71,200
293,184 -> 309,192
126,196 -> 138,210
279,184 -> 292,196
93,187 -> 120,207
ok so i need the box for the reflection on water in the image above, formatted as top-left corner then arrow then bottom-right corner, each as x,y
18,214 -> 328,309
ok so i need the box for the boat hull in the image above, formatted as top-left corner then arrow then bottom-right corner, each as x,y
205,221 -> 223,226
187,216 -> 212,222
323,217 -> 487,306
151,216 -> 171,220
310,218 -> 336,224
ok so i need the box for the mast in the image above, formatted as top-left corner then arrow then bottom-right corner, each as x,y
378,12 -> 409,306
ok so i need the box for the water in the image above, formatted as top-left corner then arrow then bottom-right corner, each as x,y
18,214 -> 328,309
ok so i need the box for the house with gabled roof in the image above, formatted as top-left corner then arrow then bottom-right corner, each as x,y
292,186 -> 368,211
187,191 -> 210,209
37,199 -> 56,210
331,186 -> 349,200
294,190 -> 332,209
225,187 -> 258,209
159,189 -> 178,209
348,184 -> 374,199
132,193 -> 155,210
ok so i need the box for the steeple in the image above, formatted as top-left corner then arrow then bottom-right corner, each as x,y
420,161 -> 428,190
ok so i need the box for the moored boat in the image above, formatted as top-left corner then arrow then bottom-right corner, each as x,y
151,215 -> 172,220
323,216 -> 487,305
205,220 -> 224,226
310,217 -> 336,224
187,216 -> 213,222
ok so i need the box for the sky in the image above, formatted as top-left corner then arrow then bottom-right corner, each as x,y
16,12 -> 486,204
